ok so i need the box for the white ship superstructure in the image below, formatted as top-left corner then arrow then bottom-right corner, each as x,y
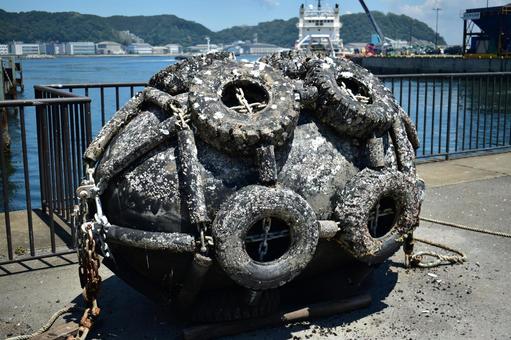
296,1 -> 343,55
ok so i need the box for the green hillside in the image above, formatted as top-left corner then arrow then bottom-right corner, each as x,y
0,9 -> 446,47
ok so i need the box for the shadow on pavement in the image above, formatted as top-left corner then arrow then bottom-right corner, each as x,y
59,261 -> 397,339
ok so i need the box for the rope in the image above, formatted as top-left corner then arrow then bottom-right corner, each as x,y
409,216 -> 511,268
6,305 -> 78,340
410,237 -> 467,268
420,217 -> 511,238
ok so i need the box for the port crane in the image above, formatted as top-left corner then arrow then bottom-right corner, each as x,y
357,0 -> 387,46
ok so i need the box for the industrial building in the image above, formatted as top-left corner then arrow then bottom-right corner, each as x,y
0,45 -> 8,55
96,41 -> 124,55
9,42 -> 40,55
65,42 -> 96,55
126,43 -> 153,54
463,3 -> 511,57
151,46 -> 168,54
165,44 -> 182,55
239,42 -> 285,55
186,43 -> 221,54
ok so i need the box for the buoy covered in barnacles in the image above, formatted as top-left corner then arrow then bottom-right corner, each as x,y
80,51 -> 425,322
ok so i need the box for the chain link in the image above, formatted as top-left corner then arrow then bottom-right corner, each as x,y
258,218 -> 272,261
69,167 -> 103,340
170,102 -> 191,130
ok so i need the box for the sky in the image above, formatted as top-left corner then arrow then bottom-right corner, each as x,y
1,0 -> 510,44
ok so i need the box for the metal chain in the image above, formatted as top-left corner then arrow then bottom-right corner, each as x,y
338,80 -> 370,104
229,87 -> 266,114
170,102 -> 191,130
258,218 -> 272,261
71,222 -> 102,340
235,87 -> 254,114
69,167 -> 103,340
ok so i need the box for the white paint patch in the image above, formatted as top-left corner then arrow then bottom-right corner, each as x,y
321,63 -> 331,70
213,111 -> 224,119
193,77 -> 203,85
340,72 -> 354,78
193,103 -> 200,109
271,105 -> 277,110
259,63 -> 266,71
250,70 -> 261,77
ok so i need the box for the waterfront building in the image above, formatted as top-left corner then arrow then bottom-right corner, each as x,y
9,42 -> 40,55
127,43 -> 153,54
39,42 -> 65,55
165,44 -> 183,55
238,42 -> 285,55
186,43 -> 221,54
96,41 -> 124,55
65,42 -> 96,55
0,44 -> 8,55
296,1 -> 343,51
152,46 -> 169,54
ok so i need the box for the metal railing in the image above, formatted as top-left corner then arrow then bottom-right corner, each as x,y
0,82 -> 145,266
1,72 -> 511,265
380,72 -> 511,160
0,86 -> 91,264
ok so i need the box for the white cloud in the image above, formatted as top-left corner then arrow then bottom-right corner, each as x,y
257,0 -> 281,8
381,0 -> 510,44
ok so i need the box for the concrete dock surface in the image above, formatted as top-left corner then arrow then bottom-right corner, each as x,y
1,152 -> 510,339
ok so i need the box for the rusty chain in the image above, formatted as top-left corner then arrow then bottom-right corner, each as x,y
67,167 -> 104,340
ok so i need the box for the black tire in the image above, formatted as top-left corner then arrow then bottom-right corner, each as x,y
334,168 -> 420,265
189,60 -> 300,155
191,289 -> 280,323
306,58 -> 397,139
259,50 -> 320,79
148,52 -> 235,95
212,185 -> 319,290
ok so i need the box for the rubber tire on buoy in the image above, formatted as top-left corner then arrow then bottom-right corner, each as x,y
212,185 -> 319,290
334,168 -> 420,265
189,60 -> 300,155
148,52 -> 235,95
259,50 -> 320,79
306,58 -> 397,139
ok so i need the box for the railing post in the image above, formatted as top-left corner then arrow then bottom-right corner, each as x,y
0,112 -> 13,260
34,88 -> 47,211
446,76 -> 453,160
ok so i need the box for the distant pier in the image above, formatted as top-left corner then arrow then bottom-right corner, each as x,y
1,56 -> 24,152
0,56 -> 24,100
351,55 -> 511,75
